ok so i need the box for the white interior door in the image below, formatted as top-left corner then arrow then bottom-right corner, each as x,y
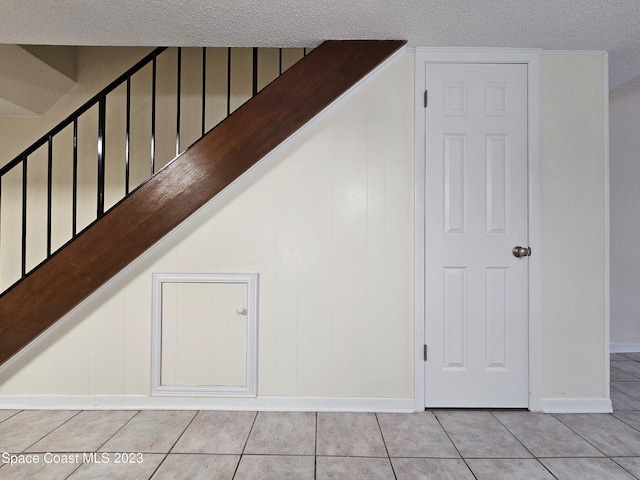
424,63 -> 529,408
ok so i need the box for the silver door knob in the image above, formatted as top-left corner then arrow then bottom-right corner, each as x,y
512,246 -> 531,258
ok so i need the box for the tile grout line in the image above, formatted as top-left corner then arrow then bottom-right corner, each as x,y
63,461 -> 84,480
146,456 -> 166,480
314,412 -> 318,480
535,456 -> 640,480
608,457 -> 640,480
53,409 -> 141,480
231,410 -> 258,480
167,410 -> 200,455
374,413 -> 398,480
0,409 -> 22,425
610,366 -> 640,381
22,409 -> 84,453
0,408 -> 24,471
610,358 -> 640,381
549,413 -> 617,460
611,388 -> 640,411
147,409 -> 200,479
55,415 -> 96,480
223,452 -> 316,457
95,409 -> 141,452
489,411 -> 559,479
609,361 -> 640,382
431,411 -> 478,480
316,454 -> 416,459
608,409 -> 640,437
612,383 -> 640,391
612,411 -> 640,435
611,384 -> 640,403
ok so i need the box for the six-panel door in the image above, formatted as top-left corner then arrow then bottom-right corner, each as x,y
425,63 -> 529,407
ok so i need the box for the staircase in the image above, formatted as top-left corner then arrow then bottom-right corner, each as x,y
0,40 -> 406,366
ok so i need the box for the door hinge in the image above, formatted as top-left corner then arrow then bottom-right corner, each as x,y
423,344 -> 428,361
424,90 -> 428,108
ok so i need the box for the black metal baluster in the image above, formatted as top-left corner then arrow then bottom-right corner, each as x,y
47,135 -> 53,257
1,44 -> 311,297
151,56 -> 157,175
201,47 -> 207,137
72,119 -> 78,236
125,77 -> 131,196
21,156 -> 27,278
252,47 -> 258,96
0,47 -> 176,295
97,96 -> 106,219
176,47 -> 182,157
227,47 -> 232,117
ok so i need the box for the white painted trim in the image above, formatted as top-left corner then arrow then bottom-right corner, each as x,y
540,397 -> 613,414
542,50 -> 609,56
415,47 -> 542,63
603,51 -> 611,393
611,343 -> 640,353
150,272 -> 259,398
414,51 -> 427,413
414,47 -> 542,411
0,395 -> 417,412
527,53 -> 543,413
413,47 -> 426,409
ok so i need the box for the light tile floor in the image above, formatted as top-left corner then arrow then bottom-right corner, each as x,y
0,353 -> 638,479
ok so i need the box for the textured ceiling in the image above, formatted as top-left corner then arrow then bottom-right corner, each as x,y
0,0 -> 639,88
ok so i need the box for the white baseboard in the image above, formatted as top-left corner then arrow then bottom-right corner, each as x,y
540,397 -> 612,413
0,395 -> 418,412
611,343 -> 640,353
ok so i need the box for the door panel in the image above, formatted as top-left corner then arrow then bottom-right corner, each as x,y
425,63 -> 529,408
161,282 -> 248,388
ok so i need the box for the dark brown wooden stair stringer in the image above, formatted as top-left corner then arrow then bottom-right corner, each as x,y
0,40 -> 406,367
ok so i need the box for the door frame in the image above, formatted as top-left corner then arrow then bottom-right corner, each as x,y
414,48 -> 542,411
150,272 -> 259,398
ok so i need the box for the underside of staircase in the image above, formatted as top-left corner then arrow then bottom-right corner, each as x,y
0,40 -> 405,367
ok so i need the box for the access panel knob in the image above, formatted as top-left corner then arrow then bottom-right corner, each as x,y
512,246 -> 531,258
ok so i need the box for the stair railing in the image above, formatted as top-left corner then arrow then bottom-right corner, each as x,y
0,46 -> 308,296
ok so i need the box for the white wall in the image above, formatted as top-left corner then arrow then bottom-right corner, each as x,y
0,45 -> 77,116
0,48 -> 611,412
609,87 -> 640,352
0,47 -> 152,163
0,51 -> 415,408
540,52 -> 610,404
